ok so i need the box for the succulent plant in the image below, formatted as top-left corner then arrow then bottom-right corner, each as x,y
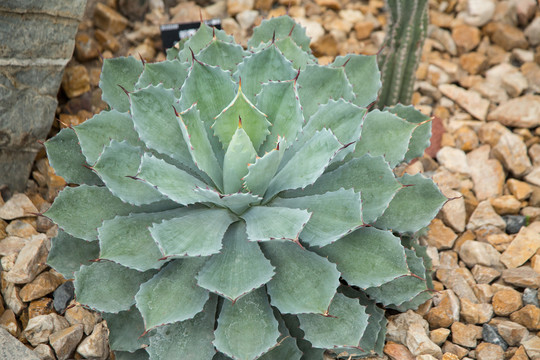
45,16 -> 446,360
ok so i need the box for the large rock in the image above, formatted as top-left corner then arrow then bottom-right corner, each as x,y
0,327 -> 40,360
487,95 -> 540,128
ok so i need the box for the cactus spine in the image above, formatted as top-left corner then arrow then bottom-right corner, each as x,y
377,0 -> 429,108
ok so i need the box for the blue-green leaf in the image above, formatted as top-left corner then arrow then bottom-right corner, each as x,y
47,230 -> 99,280
100,56 -> 144,112
241,206 -> 311,242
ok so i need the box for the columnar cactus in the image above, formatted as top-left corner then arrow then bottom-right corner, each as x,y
377,0 -> 429,108
45,16 -> 445,360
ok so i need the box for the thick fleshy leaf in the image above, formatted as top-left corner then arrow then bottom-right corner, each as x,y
241,206 -> 311,242
281,314 -> 325,359
315,227 -> 409,289
256,80 -> 303,154
93,140 -> 165,205
375,173 -> 447,233
135,258 -> 209,330
243,143 -> 284,196
197,38 -> 246,72
386,104 -> 432,162
214,288 -> 280,360
99,209 -> 188,272
99,56 -> 144,112
223,127 -> 258,194
103,306 -> 149,352
114,350 -> 149,360
193,188 -> 262,214
44,128 -> 102,185
75,261 -> 155,313
146,295 -> 217,360
365,248 -> 430,307
47,230 -> 99,280
213,85 -> 271,151
285,155 -> 401,224
130,84 -> 193,167
74,109 -> 141,165
196,222 -> 274,301
265,129 -> 342,200
180,59 -> 236,162
177,104 -> 223,190
275,37 -> 315,70
292,99 -> 366,163
259,309 -> 302,360
135,59 -> 189,97
150,208 -> 237,258
269,188 -> 363,247
178,22 -> 233,62
298,293 -> 369,349
136,153 -> 208,205
353,110 -> 416,168
248,16 -> 311,51
261,241 -> 339,314
332,54 -> 381,107
44,185 -> 139,241
235,44 -> 297,102
297,64 -> 355,119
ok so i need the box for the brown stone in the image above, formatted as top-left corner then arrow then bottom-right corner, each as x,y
500,223 -> 540,268
0,309 -> 19,337
49,324 -> 84,360
460,298 -> 493,325
510,304 -> 540,330
64,304 -> 102,336
439,84 -> 490,121
460,52 -> 488,75
354,21 -> 374,40
0,236 -> 28,257
430,328 -> 451,346
74,33 -> 99,62
493,320 -> 529,346
491,23 -> 529,51
442,341 -> 469,359
426,219 -> 458,250
490,195 -> 521,215
454,126 -> 479,152
5,220 -> 37,238
486,233 -> 513,252
384,341 -> 414,360
452,25 -> 481,53
476,342 -> 504,360
94,29 -> 120,53
94,3 -> 128,35
471,264 -> 500,285
451,322 -> 480,348
467,146 -> 505,201
511,345 -> 529,360
492,132 -> 533,177
20,272 -> 63,303
492,289 -> 523,316
3,234 -> 48,284
0,194 -> 38,220
436,269 -> 479,304
61,65 -> 91,99
311,33 -> 339,57
488,95 -> 540,129
473,284 -> 494,304
508,179 -> 533,200
28,298 -> 54,319
76,321 -> 109,359
522,335 -> 540,359
502,266 -> 540,288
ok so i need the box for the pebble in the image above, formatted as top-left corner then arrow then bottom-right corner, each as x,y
475,341 -> 505,360
453,126 -> 479,152
426,219 -> 458,250
0,236 -> 29,257
439,84 -> 490,121
523,288 -> 539,307
493,319 -> 529,346
430,328 -> 451,346
460,298 -> 493,325
459,53 -> 488,75
521,336 -> 540,359
19,271 -> 63,302
525,17 -> 540,46
525,167 -> 540,187
94,29 -> 121,53
528,145 -> 540,167
492,132 -> 532,177
437,147 -> 471,175
0,194 -> 38,220
502,215 -> 527,234
0,327 -> 40,360
442,341 -> 469,359
437,269 -> 479,304
440,189 -> 466,233
6,220 -> 38,238
76,321 -> 109,359
462,0 -> 495,27
492,289 -> 523,316
490,195 -> 521,215
487,95 -> 540,128
28,298 -> 54,319
466,146 -> 505,201
467,200 -> 506,232
450,322 -> 480,348
452,24 -> 481,54
94,3 -> 129,34
471,264 -> 500,284
490,23 -> 529,51
387,310 -> 429,345
500,222 -> 540,268
53,281 -> 75,314
23,313 -> 69,347
74,33 -> 100,62
65,303 -> 102,336
511,345 -> 529,360
406,322 -> 443,358
502,266 -> 540,288
4,234 -> 48,284
61,65 -> 91,99
1,276 -> 25,315
0,309 -> 19,337
384,341 -> 415,360
459,240 -> 501,268
49,324 -> 84,360
33,343 -> 55,360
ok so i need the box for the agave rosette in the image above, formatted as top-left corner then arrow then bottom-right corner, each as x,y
45,16 -> 446,360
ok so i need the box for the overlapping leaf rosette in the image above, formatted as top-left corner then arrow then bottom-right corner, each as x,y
45,16 -> 446,360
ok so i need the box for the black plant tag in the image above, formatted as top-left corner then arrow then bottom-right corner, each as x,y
160,19 -> 222,50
